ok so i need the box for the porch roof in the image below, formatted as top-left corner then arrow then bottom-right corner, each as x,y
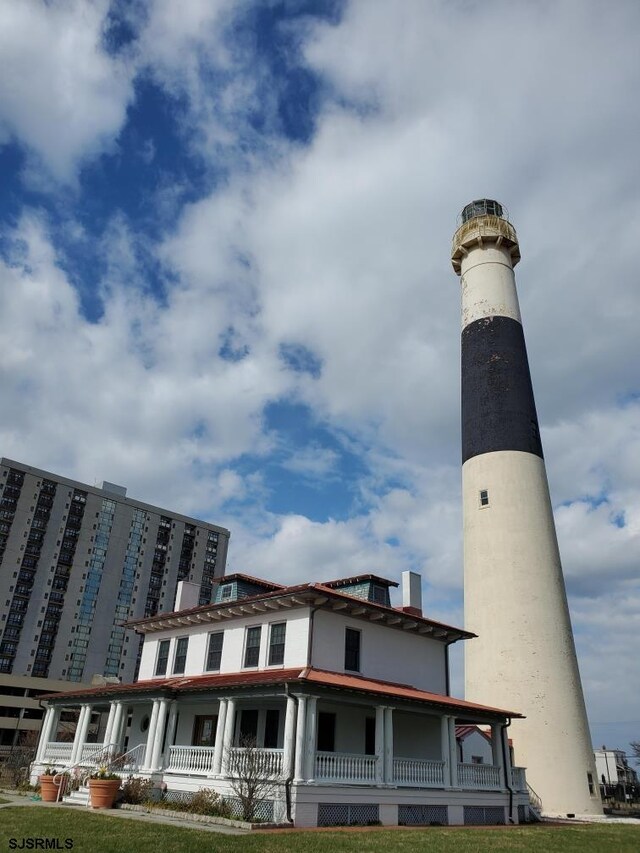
39,665 -> 522,720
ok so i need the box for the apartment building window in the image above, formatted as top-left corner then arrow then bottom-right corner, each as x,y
155,639 -> 170,676
243,626 -> 261,668
173,637 -> 189,674
344,628 -> 361,672
268,622 -> 286,666
206,632 -> 224,671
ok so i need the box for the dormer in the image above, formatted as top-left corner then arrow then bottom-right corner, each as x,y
321,574 -> 398,607
212,573 -> 285,604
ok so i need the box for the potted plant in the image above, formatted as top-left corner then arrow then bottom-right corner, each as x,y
88,767 -> 121,809
38,767 -> 59,803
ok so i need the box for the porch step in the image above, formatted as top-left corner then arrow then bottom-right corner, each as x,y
63,786 -> 90,807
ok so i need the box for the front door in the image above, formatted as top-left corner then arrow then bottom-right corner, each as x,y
192,715 -> 217,747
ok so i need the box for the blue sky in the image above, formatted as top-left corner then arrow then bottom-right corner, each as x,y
1,0 -> 639,760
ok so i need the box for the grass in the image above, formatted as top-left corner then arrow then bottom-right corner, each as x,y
0,808 -> 638,853
0,796 -> 10,804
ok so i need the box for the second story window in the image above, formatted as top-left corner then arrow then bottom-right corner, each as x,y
206,632 -> 224,671
244,626 -> 261,668
344,627 -> 361,672
155,639 -> 170,676
268,622 -> 286,666
173,637 -> 189,674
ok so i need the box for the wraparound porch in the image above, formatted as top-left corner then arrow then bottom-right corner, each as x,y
34,691 -> 527,795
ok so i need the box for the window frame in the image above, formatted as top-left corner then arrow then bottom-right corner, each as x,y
155,639 -> 170,676
243,625 -> 262,668
267,622 -> 286,666
344,627 -> 361,672
479,489 -> 490,508
205,631 -> 224,672
172,636 -> 189,674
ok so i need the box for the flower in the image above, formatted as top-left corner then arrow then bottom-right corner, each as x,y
89,766 -> 120,781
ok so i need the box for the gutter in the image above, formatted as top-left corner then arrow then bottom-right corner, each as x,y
501,718 -> 514,823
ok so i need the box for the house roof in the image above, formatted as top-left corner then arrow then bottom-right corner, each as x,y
455,724 -> 492,742
124,581 -> 474,644
40,666 -> 522,720
212,574 -> 285,591
321,574 -> 399,589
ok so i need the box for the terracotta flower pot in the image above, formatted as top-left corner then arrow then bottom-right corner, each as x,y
88,778 -> 121,809
39,775 -> 59,803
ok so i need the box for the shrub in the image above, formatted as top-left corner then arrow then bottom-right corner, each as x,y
120,777 -> 155,805
187,788 -> 232,818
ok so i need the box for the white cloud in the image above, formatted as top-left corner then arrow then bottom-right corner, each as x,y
0,0 -> 134,183
1,0 -> 639,748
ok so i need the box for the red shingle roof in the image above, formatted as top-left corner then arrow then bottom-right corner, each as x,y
41,666 -> 522,719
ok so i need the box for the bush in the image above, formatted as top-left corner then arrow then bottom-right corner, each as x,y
147,789 -> 232,819
187,788 -> 232,818
120,777 -> 155,805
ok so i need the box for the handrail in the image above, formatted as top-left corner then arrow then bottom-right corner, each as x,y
527,782 -> 543,813
52,743 -> 119,803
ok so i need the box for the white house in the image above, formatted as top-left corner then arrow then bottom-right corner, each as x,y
32,571 -> 531,826
594,746 -> 639,799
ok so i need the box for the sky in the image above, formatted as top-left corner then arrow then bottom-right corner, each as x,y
1,0 -> 638,760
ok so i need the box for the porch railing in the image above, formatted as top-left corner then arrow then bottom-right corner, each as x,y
167,745 -> 216,775
394,757 -> 445,787
229,747 -> 283,777
458,762 -> 501,790
315,751 -> 377,783
510,766 -> 527,791
80,743 -> 106,763
44,742 -> 73,764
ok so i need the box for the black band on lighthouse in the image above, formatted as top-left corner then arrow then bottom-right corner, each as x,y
462,315 -> 543,464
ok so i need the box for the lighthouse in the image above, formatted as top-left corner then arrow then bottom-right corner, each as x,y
451,199 -> 602,816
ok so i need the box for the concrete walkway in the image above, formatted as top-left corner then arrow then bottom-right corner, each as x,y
0,791 -> 248,835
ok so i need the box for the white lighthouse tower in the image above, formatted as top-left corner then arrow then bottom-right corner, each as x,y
451,199 -> 602,817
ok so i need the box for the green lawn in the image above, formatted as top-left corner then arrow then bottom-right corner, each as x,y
0,808 -> 638,853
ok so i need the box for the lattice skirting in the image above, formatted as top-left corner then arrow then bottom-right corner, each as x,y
398,804 -> 448,826
464,805 -> 505,825
164,790 -> 274,822
317,803 -> 380,826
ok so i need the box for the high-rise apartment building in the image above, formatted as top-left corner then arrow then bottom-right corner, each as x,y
0,458 -> 229,684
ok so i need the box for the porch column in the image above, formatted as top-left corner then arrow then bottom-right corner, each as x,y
490,722 -> 506,785
220,697 -> 236,776
500,724 -> 513,789
441,715 -> 452,788
375,706 -> 385,784
383,707 -> 394,784
164,700 -> 179,767
293,695 -> 307,782
283,694 -> 297,779
212,699 -> 227,776
103,702 -> 118,755
110,702 -> 125,753
304,696 -> 317,782
150,698 -> 169,771
143,700 -> 160,770
36,705 -> 58,762
70,704 -> 92,765
448,716 -> 459,788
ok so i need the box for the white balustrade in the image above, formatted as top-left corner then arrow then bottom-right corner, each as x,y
43,742 -> 73,764
510,766 -> 527,791
80,742 -> 106,764
393,757 -> 445,787
228,747 -> 283,778
458,762 -> 501,790
167,745 -> 217,775
315,751 -> 378,783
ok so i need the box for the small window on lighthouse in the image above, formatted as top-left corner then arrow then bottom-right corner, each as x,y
479,489 -> 490,507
